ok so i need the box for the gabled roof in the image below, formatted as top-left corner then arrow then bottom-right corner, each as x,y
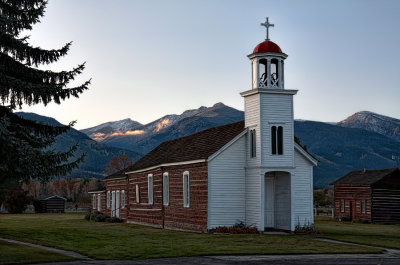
331,168 -> 399,186
38,195 -> 67,201
124,121 -> 245,174
104,169 -> 127,180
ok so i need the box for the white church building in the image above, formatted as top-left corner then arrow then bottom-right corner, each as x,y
93,18 -> 317,232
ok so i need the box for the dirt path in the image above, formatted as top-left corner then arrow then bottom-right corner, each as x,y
0,237 -> 92,260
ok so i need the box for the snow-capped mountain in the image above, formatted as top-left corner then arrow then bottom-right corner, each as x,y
81,118 -> 143,141
80,102 -> 244,155
337,111 -> 400,142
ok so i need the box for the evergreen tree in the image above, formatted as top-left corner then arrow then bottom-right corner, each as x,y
0,0 -> 90,185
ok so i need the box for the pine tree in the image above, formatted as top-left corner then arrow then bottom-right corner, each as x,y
0,0 -> 90,185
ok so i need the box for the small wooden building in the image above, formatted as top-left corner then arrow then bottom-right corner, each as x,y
39,195 -> 67,213
331,168 -> 400,224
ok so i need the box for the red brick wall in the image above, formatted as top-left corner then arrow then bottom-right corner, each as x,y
127,162 -> 208,232
104,178 -> 129,221
89,192 -> 106,213
333,185 -> 372,222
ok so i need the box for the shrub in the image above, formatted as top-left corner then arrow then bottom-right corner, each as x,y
295,218 -> 321,234
3,187 -> 32,214
210,221 -> 259,234
84,211 -> 91,221
108,216 -> 123,223
95,213 -> 106,222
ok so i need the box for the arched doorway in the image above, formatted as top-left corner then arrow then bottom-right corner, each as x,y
264,171 -> 291,230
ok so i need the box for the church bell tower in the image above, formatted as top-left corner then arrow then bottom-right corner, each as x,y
241,17 -> 298,168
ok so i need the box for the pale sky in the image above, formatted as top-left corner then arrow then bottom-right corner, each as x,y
20,0 -> 400,129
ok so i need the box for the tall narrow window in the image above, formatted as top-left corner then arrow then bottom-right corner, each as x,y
107,191 -> 110,208
121,190 -> 125,208
340,200 -> 345,213
135,184 -> 140,203
97,194 -> 101,212
361,200 -> 366,214
111,191 -> 116,216
148,174 -> 153,205
271,126 -> 283,155
163,173 -> 169,206
277,126 -> 283,155
183,171 -> 190,207
93,194 -> 96,209
271,126 -> 277,154
250,129 -> 256,158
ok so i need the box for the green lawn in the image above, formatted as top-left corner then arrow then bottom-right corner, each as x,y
0,240 -> 76,264
315,220 -> 400,249
0,213 -> 380,261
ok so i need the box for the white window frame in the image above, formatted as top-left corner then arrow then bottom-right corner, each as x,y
121,190 -> 125,208
111,191 -> 116,216
93,194 -> 96,209
361,200 -> 366,214
107,191 -> 110,208
340,200 -> 345,213
97,194 -> 101,212
148,174 -> 153,205
163,172 -> 169,206
183,171 -> 190,208
136,184 -> 139,203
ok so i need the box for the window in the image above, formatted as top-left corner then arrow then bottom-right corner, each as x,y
148,174 -> 153,205
271,126 -> 283,155
250,129 -> 256,158
97,194 -> 101,212
107,191 -> 110,208
121,190 -> 125,208
183,171 -> 190,207
92,194 -> 96,209
361,200 -> 366,214
163,173 -> 169,206
111,191 -> 116,216
136,184 -> 140,203
340,200 -> 345,212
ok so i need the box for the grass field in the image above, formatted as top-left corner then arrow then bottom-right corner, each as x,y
0,240 -> 76,265
0,213 -> 381,261
315,220 -> 400,249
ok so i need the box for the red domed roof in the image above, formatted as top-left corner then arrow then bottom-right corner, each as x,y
253,40 -> 282,53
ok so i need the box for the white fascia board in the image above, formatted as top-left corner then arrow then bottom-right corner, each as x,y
207,129 -> 248,162
88,190 -> 106,194
240,88 -> 298,97
294,143 -> 318,166
125,159 -> 207,174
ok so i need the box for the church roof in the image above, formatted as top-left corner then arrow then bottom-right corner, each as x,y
331,168 -> 399,186
253,40 -> 282,53
119,121 -> 246,175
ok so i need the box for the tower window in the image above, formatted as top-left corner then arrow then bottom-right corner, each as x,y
271,126 -> 283,155
250,129 -> 256,158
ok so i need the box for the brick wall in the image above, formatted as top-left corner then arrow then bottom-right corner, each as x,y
333,185 -> 371,222
127,162 -> 208,232
104,178 -> 129,221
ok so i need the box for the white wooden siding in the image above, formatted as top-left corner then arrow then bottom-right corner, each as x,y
244,94 -> 261,166
208,135 -> 246,229
260,93 -> 294,167
245,167 -> 262,228
293,149 -> 314,229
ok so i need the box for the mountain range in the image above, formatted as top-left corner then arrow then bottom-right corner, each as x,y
79,105 -> 400,188
17,112 -> 142,178
18,105 -> 400,188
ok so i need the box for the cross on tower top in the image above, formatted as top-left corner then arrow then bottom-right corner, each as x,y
261,17 -> 274,41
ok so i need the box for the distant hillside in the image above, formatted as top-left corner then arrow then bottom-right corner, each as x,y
338,111 -> 400,142
81,107 -> 400,188
82,102 -> 245,155
17,112 -> 142,178
294,120 -> 400,187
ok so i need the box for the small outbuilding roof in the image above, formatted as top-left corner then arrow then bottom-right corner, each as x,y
38,195 -> 67,201
331,168 -> 399,186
